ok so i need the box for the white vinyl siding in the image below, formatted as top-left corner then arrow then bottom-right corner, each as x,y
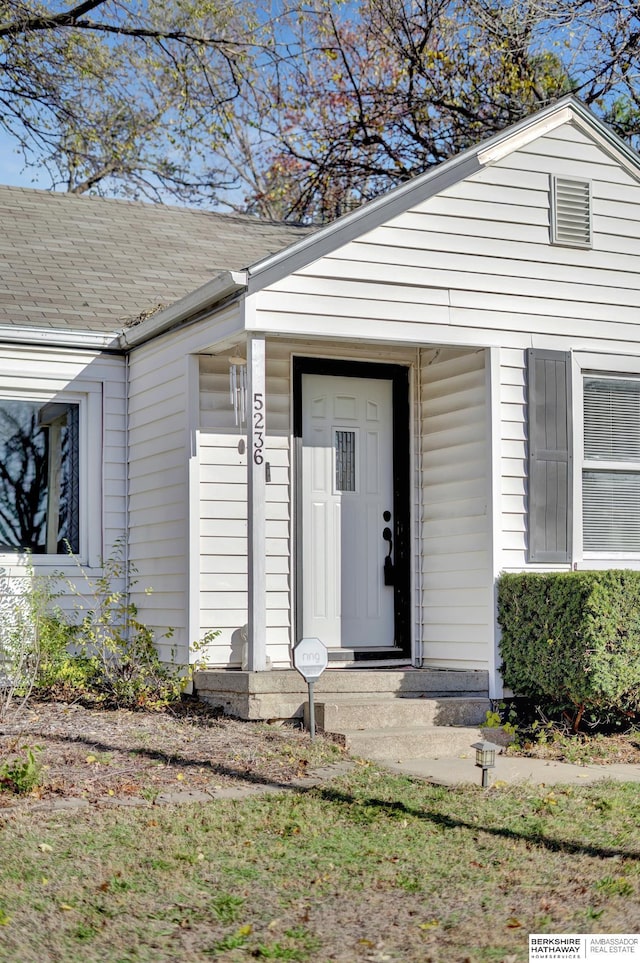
583,376 -> 640,552
418,347 -> 491,669
127,303 -> 242,664
198,343 -> 290,668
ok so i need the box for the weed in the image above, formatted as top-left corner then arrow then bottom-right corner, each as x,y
585,906 -> 605,920
0,744 -> 41,794
211,892 -> 245,924
594,876 -> 634,897
74,922 -> 99,941
210,927 -> 251,952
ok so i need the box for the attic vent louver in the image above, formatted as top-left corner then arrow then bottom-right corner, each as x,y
551,176 -> 592,248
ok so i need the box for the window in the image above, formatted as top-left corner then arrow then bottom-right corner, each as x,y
583,376 -> 640,552
0,400 -> 80,554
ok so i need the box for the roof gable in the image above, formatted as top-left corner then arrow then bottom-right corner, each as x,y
245,97 -> 640,295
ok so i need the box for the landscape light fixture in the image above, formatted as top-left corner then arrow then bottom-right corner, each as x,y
471,740 -> 499,788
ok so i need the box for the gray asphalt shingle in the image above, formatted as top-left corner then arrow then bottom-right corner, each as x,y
0,185 -> 311,336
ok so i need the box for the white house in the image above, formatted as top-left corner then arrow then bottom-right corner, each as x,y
4,96 -> 640,721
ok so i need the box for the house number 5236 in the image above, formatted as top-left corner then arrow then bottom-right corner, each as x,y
253,392 -> 265,465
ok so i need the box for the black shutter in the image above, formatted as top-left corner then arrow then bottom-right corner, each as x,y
527,349 -> 572,563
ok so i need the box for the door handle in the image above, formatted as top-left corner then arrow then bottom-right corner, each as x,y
382,519 -> 394,586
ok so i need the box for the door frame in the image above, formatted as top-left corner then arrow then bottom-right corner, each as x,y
292,357 -> 411,658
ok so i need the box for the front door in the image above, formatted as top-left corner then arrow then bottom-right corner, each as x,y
299,370 -> 398,649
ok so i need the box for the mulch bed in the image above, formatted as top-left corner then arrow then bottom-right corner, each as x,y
0,698 -> 333,811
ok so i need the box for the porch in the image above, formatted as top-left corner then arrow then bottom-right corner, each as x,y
195,337 -> 497,693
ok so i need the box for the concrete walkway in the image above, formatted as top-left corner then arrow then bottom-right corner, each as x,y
383,751 -> 640,787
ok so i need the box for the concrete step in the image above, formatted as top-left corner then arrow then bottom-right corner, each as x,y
337,725 -> 483,761
311,696 -> 490,731
194,667 -> 489,720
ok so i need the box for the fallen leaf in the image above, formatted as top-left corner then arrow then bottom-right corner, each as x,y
506,917 -> 522,928
419,920 -> 440,931
59,904 -> 74,912
85,755 -> 97,764
238,924 -> 252,936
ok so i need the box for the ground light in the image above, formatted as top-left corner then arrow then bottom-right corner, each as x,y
471,739 -> 499,787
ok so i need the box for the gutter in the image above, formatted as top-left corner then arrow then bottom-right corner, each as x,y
118,270 -> 248,349
0,324 -> 120,351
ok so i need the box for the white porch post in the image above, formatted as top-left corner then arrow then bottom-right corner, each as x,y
247,333 -> 267,671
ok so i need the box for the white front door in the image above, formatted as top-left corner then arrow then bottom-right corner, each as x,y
301,374 -> 395,648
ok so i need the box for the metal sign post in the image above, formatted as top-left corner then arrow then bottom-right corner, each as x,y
292,638 -> 328,741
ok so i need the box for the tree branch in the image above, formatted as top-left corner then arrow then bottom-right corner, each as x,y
0,0 -> 107,37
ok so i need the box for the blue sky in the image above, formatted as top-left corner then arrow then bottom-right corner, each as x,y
0,129 -> 51,190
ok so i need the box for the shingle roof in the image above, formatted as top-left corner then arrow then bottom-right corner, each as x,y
0,185 -> 311,336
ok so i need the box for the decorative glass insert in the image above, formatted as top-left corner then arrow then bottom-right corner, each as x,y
0,401 -> 80,553
335,430 -> 356,492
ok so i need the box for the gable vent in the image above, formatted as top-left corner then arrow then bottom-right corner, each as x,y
551,176 -> 592,248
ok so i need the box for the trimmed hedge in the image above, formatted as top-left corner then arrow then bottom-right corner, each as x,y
497,570 -> 640,729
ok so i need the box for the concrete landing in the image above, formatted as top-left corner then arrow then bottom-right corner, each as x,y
194,667 -> 489,721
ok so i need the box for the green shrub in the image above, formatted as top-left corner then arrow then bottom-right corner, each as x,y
497,570 -> 640,730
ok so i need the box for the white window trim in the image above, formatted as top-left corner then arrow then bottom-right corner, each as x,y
573,351 -> 640,565
0,383 -> 102,568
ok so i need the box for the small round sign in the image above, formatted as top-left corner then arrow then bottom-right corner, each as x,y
293,637 -> 328,682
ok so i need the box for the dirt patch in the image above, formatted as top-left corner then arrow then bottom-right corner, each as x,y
506,730 -> 640,765
0,698 -> 343,810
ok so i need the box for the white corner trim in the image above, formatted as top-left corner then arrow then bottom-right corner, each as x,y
246,333 -> 267,671
119,270 -> 247,349
487,346 -> 503,700
478,107 -> 574,165
186,353 -> 202,663
571,352 -> 584,570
